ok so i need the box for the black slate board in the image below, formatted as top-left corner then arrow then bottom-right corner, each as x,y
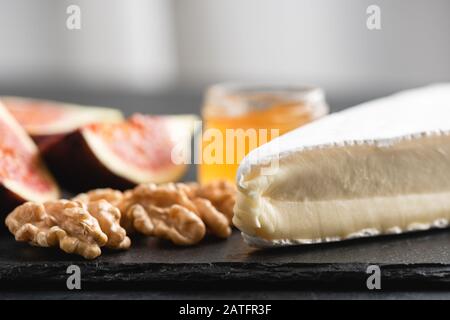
2,227 -> 450,289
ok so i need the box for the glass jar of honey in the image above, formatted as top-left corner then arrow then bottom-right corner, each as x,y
198,83 -> 329,183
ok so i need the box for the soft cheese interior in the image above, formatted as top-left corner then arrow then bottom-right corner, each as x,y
233,84 -> 450,246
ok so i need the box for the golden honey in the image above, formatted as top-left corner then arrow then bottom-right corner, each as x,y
198,84 -> 329,183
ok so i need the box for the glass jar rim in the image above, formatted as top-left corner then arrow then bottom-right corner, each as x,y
207,81 -> 325,103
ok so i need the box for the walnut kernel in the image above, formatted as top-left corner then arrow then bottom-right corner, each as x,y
5,200 -> 108,259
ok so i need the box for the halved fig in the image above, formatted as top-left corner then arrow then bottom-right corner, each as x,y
0,102 -> 60,215
43,114 -> 199,192
1,96 -> 123,151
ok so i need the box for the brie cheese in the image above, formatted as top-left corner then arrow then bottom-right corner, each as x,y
233,84 -> 450,247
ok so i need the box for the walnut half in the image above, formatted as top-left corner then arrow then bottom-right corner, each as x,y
86,200 -> 131,250
72,189 -> 131,250
119,181 -> 235,243
195,180 -> 236,224
73,188 -> 124,207
120,183 -> 206,245
176,181 -> 234,237
5,200 -> 108,259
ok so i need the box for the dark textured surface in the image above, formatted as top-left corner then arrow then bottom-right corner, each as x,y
2,228 -> 450,289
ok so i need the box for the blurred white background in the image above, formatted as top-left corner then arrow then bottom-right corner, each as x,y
0,0 -> 449,111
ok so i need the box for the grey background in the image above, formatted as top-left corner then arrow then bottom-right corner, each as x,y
0,0 -> 449,115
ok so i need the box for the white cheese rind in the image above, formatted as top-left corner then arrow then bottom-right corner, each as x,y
233,84 -> 450,247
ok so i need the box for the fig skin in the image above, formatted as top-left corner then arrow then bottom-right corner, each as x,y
0,186 -> 26,217
42,130 -> 136,193
0,186 -> 33,233
31,133 -> 67,153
